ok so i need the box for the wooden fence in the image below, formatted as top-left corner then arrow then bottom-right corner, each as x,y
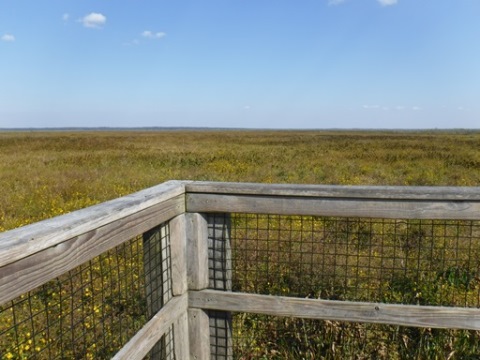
1,180 -> 480,359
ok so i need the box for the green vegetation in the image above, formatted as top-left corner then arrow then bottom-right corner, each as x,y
1,130 -> 479,232
1,130 -> 480,359
230,215 -> 480,359
1,239 -> 147,359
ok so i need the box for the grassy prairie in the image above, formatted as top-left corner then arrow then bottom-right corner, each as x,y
1,129 -> 480,359
1,130 -> 479,231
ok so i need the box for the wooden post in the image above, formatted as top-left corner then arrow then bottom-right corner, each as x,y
188,308 -> 211,360
143,222 -> 173,360
173,311 -> 190,360
186,213 -> 211,360
170,215 -> 189,360
207,213 -> 233,360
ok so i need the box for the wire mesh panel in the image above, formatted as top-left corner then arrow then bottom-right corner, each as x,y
224,214 -> 480,359
207,213 -> 233,360
230,214 -> 480,306
143,223 -> 175,360
0,221 -> 174,360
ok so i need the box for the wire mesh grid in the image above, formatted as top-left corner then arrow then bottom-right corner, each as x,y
0,221 -> 175,360
207,213 -> 234,360
143,223 -> 175,360
207,213 -> 480,359
230,214 -> 480,307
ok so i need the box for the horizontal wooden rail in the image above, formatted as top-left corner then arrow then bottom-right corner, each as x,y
0,182 -> 186,304
113,293 -> 188,360
189,290 -> 480,331
187,194 -> 480,220
186,181 -> 480,200
186,182 -> 480,220
0,180 -> 186,268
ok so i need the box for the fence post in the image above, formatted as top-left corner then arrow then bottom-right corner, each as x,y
143,223 -> 173,359
186,213 -> 211,359
207,213 -> 233,360
170,215 -> 189,360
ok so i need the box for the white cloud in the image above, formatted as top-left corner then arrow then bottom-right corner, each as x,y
62,13 -> 70,22
141,30 -> 166,39
80,13 -> 107,28
328,0 -> 346,5
362,105 -> 380,109
412,106 -> 422,111
377,0 -> 398,6
1,34 -> 15,42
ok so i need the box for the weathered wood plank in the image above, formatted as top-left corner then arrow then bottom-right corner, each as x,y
187,194 -> 480,220
170,214 -> 188,296
188,308 -> 211,360
0,195 -> 184,305
186,213 -> 209,290
186,181 -> 480,200
185,213 -> 211,359
112,294 -> 188,360
173,311 -> 190,360
0,180 -> 186,268
189,290 -> 480,330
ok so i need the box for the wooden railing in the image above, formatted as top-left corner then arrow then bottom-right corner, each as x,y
1,181 -> 480,359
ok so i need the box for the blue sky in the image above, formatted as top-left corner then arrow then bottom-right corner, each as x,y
1,0 -> 479,129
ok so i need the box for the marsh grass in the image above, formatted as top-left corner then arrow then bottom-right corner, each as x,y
230,214 -> 480,359
1,130 -> 480,359
0,237 -> 147,359
1,130 -> 479,231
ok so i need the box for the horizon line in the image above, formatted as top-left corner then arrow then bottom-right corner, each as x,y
1,126 -> 479,133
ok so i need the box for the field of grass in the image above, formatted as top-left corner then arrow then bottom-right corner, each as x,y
1,129 -> 480,359
1,130 -> 479,232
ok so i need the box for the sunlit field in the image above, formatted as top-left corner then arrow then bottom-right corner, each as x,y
1,130 -> 480,359
1,130 -> 479,232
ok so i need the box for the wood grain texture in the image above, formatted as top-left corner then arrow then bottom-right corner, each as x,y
189,290 -> 480,331
0,195 -> 184,305
186,213 -> 209,290
188,308 -> 211,360
170,214 -> 188,296
0,180 -> 186,268
187,194 -> 480,220
112,293 -> 188,360
186,181 -> 480,200
174,311 -> 190,360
